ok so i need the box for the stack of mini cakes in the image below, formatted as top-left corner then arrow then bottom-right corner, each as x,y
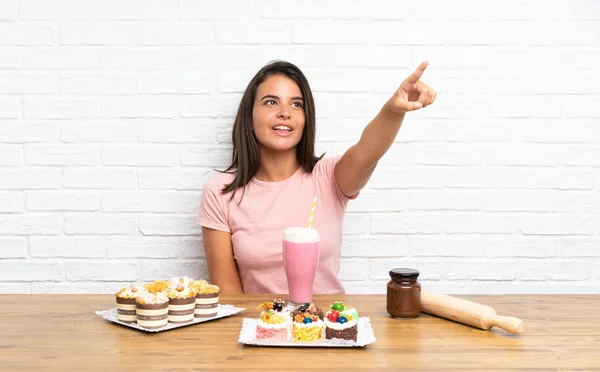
115,277 -> 220,330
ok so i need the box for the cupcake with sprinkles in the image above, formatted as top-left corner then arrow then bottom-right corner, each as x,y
255,299 -> 289,340
166,277 -> 197,324
291,303 -> 324,342
324,301 -> 359,342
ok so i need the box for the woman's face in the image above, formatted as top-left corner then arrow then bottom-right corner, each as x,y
252,74 -> 305,153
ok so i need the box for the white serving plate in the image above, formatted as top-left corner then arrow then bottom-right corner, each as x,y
96,304 -> 245,333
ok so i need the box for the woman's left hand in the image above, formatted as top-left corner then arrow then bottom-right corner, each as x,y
387,61 -> 436,114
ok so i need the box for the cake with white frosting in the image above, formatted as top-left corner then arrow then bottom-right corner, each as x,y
324,301 -> 358,342
256,299 -> 289,340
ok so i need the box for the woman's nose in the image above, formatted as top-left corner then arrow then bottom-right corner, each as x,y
277,107 -> 290,119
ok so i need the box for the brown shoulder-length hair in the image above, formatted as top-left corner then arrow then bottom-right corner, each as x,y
220,60 -> 323,200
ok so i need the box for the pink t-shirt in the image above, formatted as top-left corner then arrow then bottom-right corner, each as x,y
198,155 -> 356,295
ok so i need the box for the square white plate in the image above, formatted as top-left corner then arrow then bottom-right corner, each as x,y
238,317 -> 376,347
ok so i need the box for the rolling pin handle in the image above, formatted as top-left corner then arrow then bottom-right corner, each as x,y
488,315 -> 525,334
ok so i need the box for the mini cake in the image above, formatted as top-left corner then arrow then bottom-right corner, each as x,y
255,299 -> 289,340
291,303 -> 325,342
166,277 -> 197,324
194,284 -> 220,318
324,301 -> 359,342
143,280 -> 169,294
115,284 -> 139,323
135,289 -> 169,329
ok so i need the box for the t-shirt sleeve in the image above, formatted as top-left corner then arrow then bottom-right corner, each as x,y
315,155 -> 359,205
198,177 -> 231,233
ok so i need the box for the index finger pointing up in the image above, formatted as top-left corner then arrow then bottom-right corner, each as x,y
405,60 -> 429,84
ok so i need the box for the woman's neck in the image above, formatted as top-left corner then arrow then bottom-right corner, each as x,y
254,148 -> 300,182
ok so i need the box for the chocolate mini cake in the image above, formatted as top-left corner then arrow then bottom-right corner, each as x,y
324,301 -> 358,342
324,321 -> 358,342
195,284 -> 220,318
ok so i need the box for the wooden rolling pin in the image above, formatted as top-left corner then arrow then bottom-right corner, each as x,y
420,290 -> 525,334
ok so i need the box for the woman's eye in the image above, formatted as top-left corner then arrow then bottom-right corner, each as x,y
265,99 -> 276,105
292,102 -> 303,108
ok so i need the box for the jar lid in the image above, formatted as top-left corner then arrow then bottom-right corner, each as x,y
389,268 -> 419,280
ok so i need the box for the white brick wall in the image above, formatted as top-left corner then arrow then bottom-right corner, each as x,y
1,0 -> 599,294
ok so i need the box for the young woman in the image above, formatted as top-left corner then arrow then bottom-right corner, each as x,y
198,60 -> 436,295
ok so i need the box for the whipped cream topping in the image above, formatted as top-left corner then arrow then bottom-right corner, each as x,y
116,284 -> 140,299
167,285 -> 196,299
257,318 -> 290,329
261,309 -> 290,324
137,289 -> 168,304
324,318 -> 357,330
169,276 -> 193,290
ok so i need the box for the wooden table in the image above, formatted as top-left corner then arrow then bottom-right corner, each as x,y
0,294 -> 598,371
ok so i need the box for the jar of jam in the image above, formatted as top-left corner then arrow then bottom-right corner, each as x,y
386,268 -> 421,318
